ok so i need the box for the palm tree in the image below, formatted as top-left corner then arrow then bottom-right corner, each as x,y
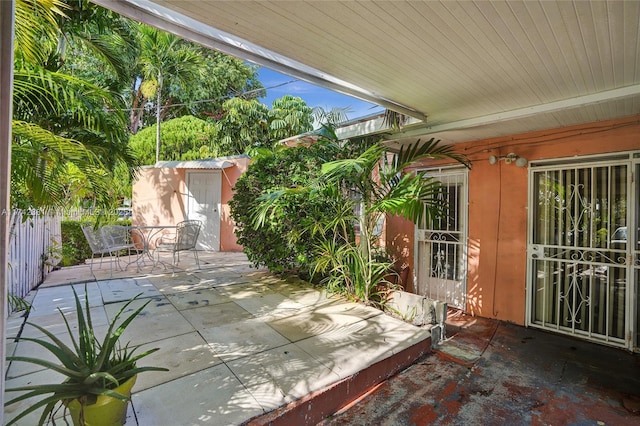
56,0 -> 140,98
12,0 -> 137,210
319,138 -> 470,303
216,97 -> 270,154
136,25 -> 204,163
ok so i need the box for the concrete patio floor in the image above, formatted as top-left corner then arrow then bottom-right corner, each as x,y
4,252 -> 430,425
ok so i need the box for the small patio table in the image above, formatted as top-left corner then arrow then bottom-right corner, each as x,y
130,225 -> 178,268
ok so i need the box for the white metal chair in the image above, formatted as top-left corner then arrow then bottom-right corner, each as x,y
81,223 -> 112,274
154,220 -> 202,272
100,225 -> 142,272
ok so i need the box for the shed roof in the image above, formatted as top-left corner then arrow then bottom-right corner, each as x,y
150,155 -> 249,169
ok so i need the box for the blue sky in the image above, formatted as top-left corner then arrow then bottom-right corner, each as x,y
256,67 -> 384,124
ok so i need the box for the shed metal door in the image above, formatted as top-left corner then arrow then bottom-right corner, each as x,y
185,171 -> 221,251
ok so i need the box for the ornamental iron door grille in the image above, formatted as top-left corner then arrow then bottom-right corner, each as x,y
415,169 -> 468,309
527,156 -> 638,350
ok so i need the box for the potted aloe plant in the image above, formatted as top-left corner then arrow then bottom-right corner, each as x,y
5,285 -> 169,425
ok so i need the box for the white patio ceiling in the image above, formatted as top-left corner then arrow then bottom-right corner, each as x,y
92,0 -> 640,144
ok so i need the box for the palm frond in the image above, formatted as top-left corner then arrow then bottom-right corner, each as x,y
312,106 -> 350,131
13,66 -> 128,140
382,109 -> 410,131
14,0 -> 68,64
321,143 -> 385,185
373,174 -> 447,225
393,138 -> 471,170
70,28 -> 138,84
11,121 -> 106,208
11,62 -> 133,209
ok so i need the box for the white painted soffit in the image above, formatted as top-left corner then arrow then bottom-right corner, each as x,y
392,85 -> 640,138
337,85 -> 640,144
89,0 -> 427,121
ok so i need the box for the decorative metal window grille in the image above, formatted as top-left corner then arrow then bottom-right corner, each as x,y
415,169 -> 468,309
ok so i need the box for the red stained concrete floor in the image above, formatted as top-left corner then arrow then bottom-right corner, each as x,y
321,310 -> 640,426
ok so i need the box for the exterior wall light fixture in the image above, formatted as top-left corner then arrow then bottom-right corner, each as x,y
488,152 -> 527,167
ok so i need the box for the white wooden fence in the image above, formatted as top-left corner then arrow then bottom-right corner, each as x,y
7,209 -> 61,311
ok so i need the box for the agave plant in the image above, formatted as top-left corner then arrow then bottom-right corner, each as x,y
5,286 -> 168,425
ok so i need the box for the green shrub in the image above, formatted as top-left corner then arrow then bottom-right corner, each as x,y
60,218 -> 131,266
313,239 -> 395,307
61,221 -> 91,266
129,115 -> 219,165
230,141 -> 346,276
250,138 -> 469,305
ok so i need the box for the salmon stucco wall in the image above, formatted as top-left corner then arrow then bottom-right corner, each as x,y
386,215 -> 414,291
133,168 -> 187,228
220,158 -> 250,251
387,115 -> 640,325
465,147 -> 528,323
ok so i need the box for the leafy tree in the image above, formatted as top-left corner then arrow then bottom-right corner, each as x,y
268,95 -> 314,141
216,97 -> 270,154
214,95 -> 315,155
175,50 -> 264,119
129,115 -> 219,165
55,0 -> 139,93
130,95 -> 316,163
52,3 -> 264,164
129,25 -> 264,145
128,46 -> 263,134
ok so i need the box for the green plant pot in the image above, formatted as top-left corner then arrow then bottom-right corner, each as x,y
66,376 -> 136,426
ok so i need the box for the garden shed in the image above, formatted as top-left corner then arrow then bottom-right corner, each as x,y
132,155 -> 250,252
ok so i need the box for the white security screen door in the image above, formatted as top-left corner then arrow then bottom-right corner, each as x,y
527,154 -> 638,350
415,168 -> 468,309
185,171 -> 221,251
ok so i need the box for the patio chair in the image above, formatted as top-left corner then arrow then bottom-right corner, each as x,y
80,223 -> 114,275
154,220 -> 202,272
100,225 -> 142,273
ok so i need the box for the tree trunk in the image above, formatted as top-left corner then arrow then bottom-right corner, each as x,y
155,74 -> 162,163
129,85 -> 144,134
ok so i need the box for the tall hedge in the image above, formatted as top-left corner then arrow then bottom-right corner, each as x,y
129,115 -> 219,165
61,221 -> 92,266
230,141 -> 344,276
60,218 -> 131,266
